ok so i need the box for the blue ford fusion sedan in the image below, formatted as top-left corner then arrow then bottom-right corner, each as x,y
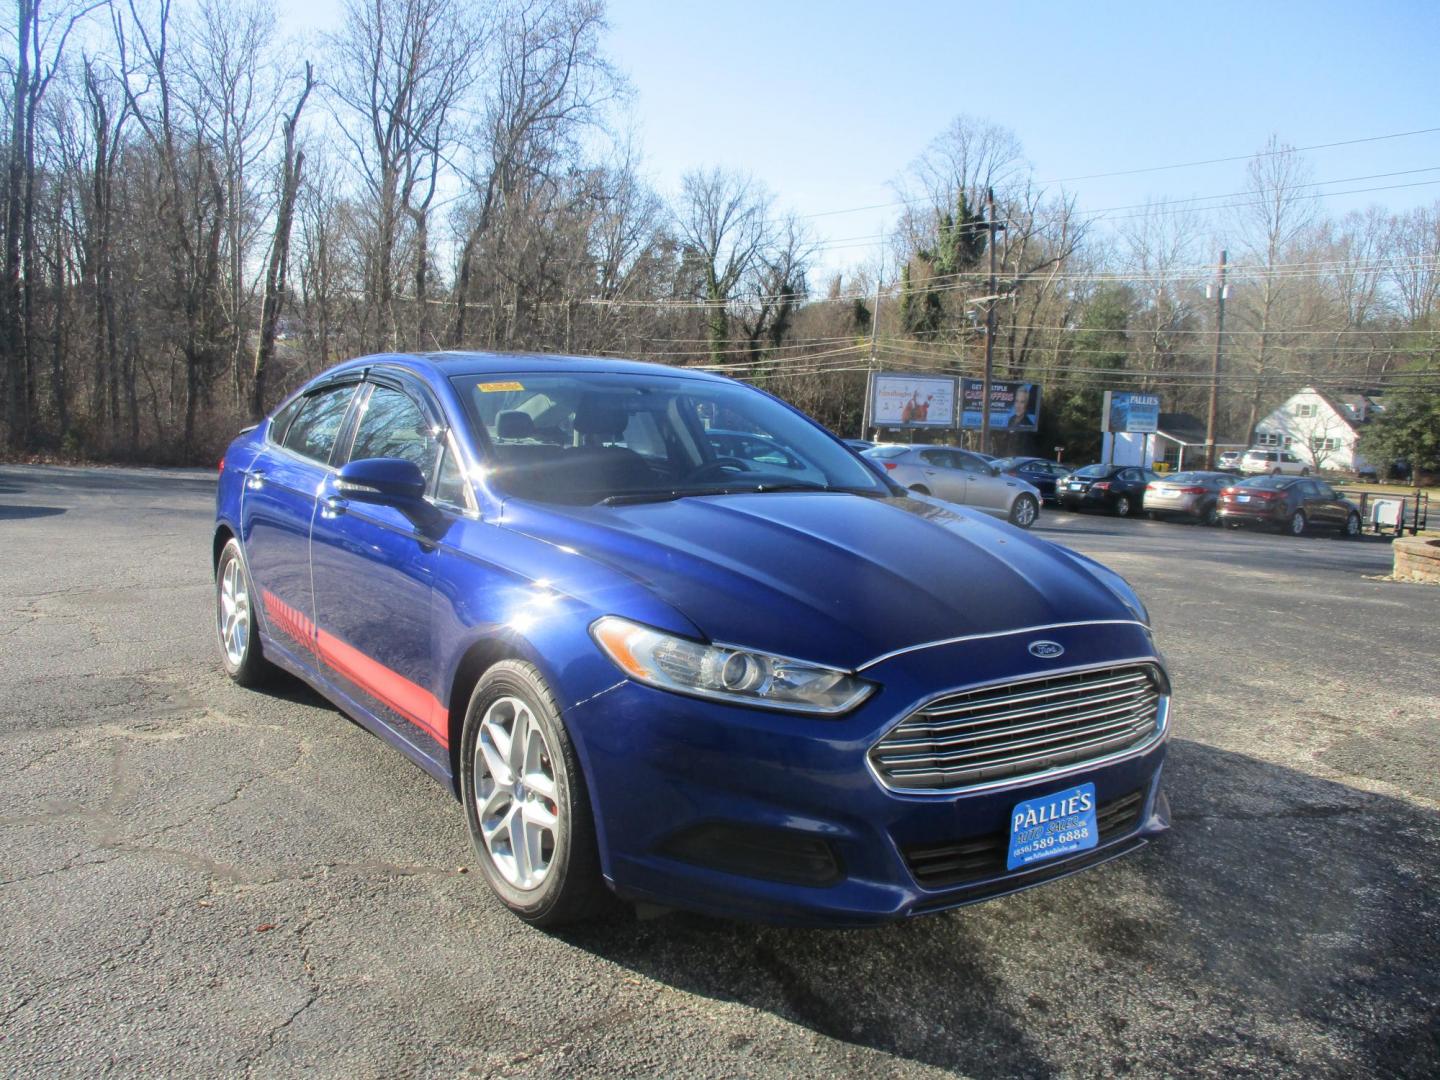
213,352 -> 1171,927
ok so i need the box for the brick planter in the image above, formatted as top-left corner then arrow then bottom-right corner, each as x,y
1393,535 -> 1440,583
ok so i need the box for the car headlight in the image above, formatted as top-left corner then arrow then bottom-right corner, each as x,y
590,616 -> 874,716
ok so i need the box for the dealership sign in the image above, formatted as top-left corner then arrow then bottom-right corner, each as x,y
1103,391 -> 1161,434
960,379 -> 1042,431
868,373 -> 959,428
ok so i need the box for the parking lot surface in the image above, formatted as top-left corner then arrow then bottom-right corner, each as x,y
2,465 -> 1437,1078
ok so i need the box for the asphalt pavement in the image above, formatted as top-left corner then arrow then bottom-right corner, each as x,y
1,466 -> 1437,1078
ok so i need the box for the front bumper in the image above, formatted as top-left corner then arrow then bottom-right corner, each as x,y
565,622 -> 1170,926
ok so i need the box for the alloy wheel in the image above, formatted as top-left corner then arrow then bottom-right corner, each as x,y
473,696 -> 560,891
1290,511 -> 1306,536
1346,513 -> 1361,537
1115,495 -> 1131,517
217,554 -> 250,667
1011,495 -> 1038,528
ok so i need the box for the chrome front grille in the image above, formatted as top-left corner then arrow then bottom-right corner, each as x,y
870,664 -> 1165,793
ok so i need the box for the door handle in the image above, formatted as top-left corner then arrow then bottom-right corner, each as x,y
245,471 -> 266,490
924,469 -> 936,476
322,494 -> 349,517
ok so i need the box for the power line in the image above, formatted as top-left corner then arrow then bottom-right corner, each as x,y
795,126 -> 1440,222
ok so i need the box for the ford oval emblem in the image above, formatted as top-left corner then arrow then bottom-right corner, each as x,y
1028,640 -> 1065,659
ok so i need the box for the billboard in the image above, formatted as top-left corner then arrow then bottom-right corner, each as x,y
1103,391 -> 1161,434
960,379 -> 1042,431
869,373 -> 959,428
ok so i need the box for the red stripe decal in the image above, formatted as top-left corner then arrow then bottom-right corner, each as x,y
261,589 -> 449,749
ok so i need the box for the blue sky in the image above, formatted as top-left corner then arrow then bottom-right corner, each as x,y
282,0 -> 1440,275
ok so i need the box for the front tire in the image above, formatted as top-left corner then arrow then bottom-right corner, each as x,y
459,660 -> 607,927
1200,502 -> 1219,526
1342,512 -> 1361,538
215,538 -> 275,687
1009,493 -> 1038,529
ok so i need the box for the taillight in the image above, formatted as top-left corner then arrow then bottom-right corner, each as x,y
1177,486 -> 1207,494
1091,481 -> 1111,492
217,454 -> 225,473
882,462 -> 897,471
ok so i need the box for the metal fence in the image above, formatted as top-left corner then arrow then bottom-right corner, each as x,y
1334,489 -> 1431,538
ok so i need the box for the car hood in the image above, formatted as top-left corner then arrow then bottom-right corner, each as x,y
501,493 -> 1141,671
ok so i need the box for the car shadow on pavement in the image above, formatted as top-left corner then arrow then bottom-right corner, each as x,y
0,504 -> 67,520
560,739 -> 1439,1077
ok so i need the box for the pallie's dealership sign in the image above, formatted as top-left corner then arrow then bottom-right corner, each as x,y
1103,391 -> 1161,433
868,373 -> 958,428
960,379 -> 1042,431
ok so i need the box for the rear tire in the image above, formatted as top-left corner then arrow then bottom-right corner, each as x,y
1009,494 -> 1038,529
1114,495 -> 1132,517
459,660 -> 609,927
1287,510 -> 1307,536
215,538 -> 275,688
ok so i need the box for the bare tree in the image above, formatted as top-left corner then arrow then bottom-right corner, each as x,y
1232,136 -> 1317,442
676,167 -> 773,367
3,0 -> 103,447
251,60 -> 313,418
328,0 -> 484,347
451,0 -> 616,346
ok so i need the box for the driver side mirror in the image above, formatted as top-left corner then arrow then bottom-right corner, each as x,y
336,457 -> 427,505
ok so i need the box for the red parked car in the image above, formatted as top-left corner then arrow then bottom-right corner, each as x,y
1217,475 -> 1363,537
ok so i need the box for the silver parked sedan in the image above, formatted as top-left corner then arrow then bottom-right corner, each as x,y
863,444 -> 1042,528
1142,471 -> 1234,525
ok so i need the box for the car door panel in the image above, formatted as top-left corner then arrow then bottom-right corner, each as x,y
309,381 -> 449,763
242,383 -> 358,667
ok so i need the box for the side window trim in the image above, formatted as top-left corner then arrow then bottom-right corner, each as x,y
275,379 -> 364,469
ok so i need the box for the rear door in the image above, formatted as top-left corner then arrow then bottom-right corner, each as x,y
958,450 -> 1009,512
241,380 -> 361,664
1307,480 -> 1344,528
918,449 -> 967,503
309,376 -> 454,759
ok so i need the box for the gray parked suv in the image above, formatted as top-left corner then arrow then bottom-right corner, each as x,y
863,444 -> 1042,528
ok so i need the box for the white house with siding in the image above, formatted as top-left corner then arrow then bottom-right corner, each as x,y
1253,387 -> 1376,472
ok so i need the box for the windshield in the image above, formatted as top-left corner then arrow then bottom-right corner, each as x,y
451,372 -> 891,505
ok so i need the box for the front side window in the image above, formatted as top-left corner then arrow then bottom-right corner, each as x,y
350,385 -> 441,485
282,384 -> 356,464
452,373 -> 890,505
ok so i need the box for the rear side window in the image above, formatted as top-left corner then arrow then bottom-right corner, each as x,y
349,385 -> 441,484
282,385 -> 356,464
919,449 -> 952,467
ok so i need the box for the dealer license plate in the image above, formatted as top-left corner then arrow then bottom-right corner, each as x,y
1068,482 -> 1084,490
1006,783 -> 1098,871
1237,494 -> 1251,502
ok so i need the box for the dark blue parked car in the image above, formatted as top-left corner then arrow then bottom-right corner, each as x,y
992,456 -> 1071,505
214,353 -> 1171,926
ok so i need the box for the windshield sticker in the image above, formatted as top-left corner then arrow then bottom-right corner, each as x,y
478,380 -> 525,393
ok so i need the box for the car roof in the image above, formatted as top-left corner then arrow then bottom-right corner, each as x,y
325,350 -> 736,386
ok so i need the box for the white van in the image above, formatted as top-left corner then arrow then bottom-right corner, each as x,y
1240,448 -> 1310,476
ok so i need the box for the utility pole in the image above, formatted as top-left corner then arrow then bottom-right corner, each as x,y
863,263 -> 881,438
979,187 -> 999,454
1203,250 -> 1227,469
